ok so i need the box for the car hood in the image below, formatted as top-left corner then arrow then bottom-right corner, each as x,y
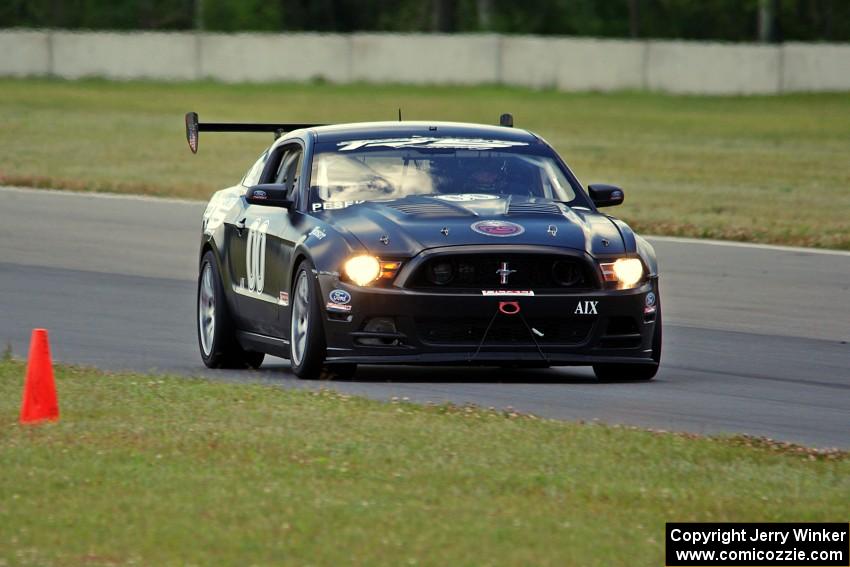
315,194 -> 626,257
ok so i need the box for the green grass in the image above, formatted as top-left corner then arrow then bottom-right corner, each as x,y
1,78 -> 849,248
1,360 -> 847,566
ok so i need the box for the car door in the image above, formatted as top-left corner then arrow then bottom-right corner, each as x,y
263,143 -> 304,338
226,142 -> 304,338
225,149 -> 269,331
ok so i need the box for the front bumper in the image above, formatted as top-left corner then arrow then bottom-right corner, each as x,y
317,274 -> 660,366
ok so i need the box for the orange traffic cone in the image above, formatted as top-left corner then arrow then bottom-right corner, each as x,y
19,329 -> 59,424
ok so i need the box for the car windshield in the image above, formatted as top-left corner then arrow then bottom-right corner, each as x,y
309,137 -> 583,211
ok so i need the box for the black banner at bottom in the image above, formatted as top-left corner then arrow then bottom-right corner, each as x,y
666,523 -> 849,566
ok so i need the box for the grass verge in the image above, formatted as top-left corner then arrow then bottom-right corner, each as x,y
0,359 -> 847,566
1,79 -> 849,249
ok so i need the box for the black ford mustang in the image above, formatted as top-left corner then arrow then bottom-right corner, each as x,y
187,113 -> 661,380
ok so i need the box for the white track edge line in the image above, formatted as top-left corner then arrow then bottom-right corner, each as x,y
646,235 -> 850,257
0,185 -> 205,205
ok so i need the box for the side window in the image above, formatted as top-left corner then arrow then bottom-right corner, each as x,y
241,150 -> 269,188
283,151 -> 303,199
273,146 -> 303,200
273,149 -> 293,184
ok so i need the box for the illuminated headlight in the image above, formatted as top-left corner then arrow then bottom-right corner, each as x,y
343,255 -> 381,286
600,258 -> 644,289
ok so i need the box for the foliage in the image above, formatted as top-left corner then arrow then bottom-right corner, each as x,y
1,0 -> 849,41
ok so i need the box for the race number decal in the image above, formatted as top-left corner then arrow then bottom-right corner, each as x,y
245,219 -> 270,293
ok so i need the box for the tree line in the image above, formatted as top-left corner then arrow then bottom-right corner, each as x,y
2,0 -> 848,42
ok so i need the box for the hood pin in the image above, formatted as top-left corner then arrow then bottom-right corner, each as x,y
547,225 -> 558,237
440,227 -> 450,237
379,234 -> 390,245
601,238 -> 610,247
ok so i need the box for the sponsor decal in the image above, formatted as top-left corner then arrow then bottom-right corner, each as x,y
311,200 -> 365,212
329,289 -> 351,305
471,220 -> 525,237
337,137 -> 529,152
309,227 -> 326,240
326,302 -> 352,313
574,300 -> 599,315
252,190 -> 267,200
278,292 -> 289,307
644,291 -> 657,314
481,290 -> 534,296
432,193 -> 499,202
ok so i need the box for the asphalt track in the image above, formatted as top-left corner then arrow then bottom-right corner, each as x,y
1,186 -> 848,448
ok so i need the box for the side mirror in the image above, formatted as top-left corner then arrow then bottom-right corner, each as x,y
246,184 -> 293,209
588,184 -> 624,208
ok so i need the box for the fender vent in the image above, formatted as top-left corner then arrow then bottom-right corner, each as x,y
507,201 -> 564,216
384,202 -> 471,217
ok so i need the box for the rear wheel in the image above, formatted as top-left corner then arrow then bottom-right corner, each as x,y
289,260 -> 357,380
593,310 -> 662,382
197,251 -> 264,369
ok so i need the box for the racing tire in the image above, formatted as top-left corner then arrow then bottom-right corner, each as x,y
197,251 -> 265,370
289,260 -> 357,380
593,310 -> 662,382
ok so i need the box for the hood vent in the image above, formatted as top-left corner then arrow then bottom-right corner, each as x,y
507,201 -> 564,216
383,202 -> 471,217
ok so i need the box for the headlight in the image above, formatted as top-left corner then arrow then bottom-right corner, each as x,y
343,255 -> 382,286
600,258 -> 644,288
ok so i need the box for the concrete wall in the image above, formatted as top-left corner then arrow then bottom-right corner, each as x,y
1,29 -> 848,94
351,33 -> 501,85
52,32 -> 198,80
781,42 -> 850,92
199,33 -> 350,83
646,41 -> 781,95
0,30 -> 50,76
500,37 -> 646,91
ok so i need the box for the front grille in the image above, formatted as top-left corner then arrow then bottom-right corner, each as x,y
409,253 -> 598,291
418,317 -> 594,345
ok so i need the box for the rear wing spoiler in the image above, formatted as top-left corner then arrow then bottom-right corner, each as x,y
185,112 -> 323,153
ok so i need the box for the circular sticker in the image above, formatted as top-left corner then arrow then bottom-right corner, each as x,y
645,292 -> 656,307
433,194 -> 499,202
329,289 -> 351,305
471,220 -> 525,237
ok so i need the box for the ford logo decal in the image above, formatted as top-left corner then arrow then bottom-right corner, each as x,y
329,289 -> 351,304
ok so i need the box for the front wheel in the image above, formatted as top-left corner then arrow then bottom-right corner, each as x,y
593,311 -> 662,382
289,260 -> 357,380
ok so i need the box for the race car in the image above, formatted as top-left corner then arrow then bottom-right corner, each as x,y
187,112 -> 661,381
